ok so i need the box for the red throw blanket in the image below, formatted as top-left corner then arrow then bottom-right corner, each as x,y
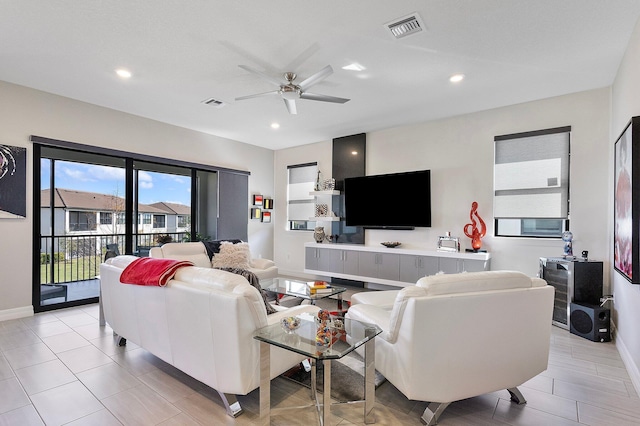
120,258 -> 194,287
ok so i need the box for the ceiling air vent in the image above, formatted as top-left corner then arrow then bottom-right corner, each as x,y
201,97 -> 226,108
385,13 -> 424,39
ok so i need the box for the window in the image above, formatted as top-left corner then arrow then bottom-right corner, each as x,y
177,215 -> 188,227
142,213 -> 152,225
116,212 -> 126,224
494,126 -> 570,238
100,212 -> 112,225
287,163 -> 317,230
68,211 -> 96,231
153,214 -> 166,228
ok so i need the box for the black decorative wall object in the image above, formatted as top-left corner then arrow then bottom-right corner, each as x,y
331,133 -> 366,244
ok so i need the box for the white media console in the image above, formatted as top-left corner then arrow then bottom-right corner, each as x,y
304,242 -> 491,288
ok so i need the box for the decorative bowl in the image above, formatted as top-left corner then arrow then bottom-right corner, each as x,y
281,316 -> 301,334
381,241 -> 401,248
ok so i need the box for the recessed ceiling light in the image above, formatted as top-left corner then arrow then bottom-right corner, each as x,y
351,151 -> 358,155
115,68 -> 132,79
449,74 -> 465,83
271,123 -> 280,129
342,63 -> 366,72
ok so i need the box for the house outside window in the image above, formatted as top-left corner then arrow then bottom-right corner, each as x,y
68,211 -> 97,232
153,214 -> 166,228
100,212 -> 112,225
287,163 -> 317,230
494,126 -> 570,238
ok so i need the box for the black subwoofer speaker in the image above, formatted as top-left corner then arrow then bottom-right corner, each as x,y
569,303 -> 611,342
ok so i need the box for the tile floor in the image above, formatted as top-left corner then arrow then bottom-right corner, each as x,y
0,302 -> 639,425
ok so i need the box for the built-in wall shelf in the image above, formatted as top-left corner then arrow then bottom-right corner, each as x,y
309,216 -> 341,221
309,190 -> 340,196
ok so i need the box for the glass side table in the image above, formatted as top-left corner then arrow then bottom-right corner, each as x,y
262,277 -> 347,312
254,314 -> 381,425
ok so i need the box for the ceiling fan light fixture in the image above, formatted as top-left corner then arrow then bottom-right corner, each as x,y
385,13 -> 424,39
342,63 -> 365,71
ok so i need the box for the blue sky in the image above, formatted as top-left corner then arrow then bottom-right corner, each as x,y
41,160 -> 191,206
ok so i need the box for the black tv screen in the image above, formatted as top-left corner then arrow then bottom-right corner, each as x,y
344,170 -> 431,228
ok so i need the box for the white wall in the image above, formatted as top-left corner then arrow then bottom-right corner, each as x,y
0,80 -> 274,317
611,16 -> 640,391
275,88 -> 610,282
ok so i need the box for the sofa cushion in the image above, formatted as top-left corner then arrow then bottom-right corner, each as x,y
152,243 -> 212,268
416,270 -> 535,296
202,239 -> 243,260
213,242 -> 251,269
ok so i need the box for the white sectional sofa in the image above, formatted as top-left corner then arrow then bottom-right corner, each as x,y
346,270 -> 555,425
99,255 -> 318,417
149,241 -> 278,280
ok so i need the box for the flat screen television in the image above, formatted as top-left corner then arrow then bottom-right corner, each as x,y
344,170 -> 431,229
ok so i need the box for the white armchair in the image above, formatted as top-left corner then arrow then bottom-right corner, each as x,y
346,271 -> 555,425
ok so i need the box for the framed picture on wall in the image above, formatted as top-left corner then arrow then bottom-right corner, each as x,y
253,194 -> 263,206
0,145 -> 27,219
261,211 -> 271,223
263,198 -> 273,209
250,208 -> 261,220
614,116 -> 640,284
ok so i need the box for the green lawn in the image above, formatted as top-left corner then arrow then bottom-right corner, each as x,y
41,255 -> 102,284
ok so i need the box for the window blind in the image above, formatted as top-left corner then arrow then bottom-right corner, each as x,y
494,127 -> 570,219
287,163 -> 317,222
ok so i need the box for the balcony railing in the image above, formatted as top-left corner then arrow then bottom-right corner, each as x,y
40,232 -> 188,284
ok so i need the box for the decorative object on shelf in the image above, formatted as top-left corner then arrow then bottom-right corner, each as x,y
381,241 -> 401,248
614,117 -> 639,284
315,170 -> 322,191
263,198 -> 273,209
313,226 -> 326,243
280,316 -> 301,334
250,208 -> 261,219
437,232 -> 460,252
562,231 -> 573,257
315,203 -> 329,217
315,309 -> 332,348
252,194 -> 263,206
322,178 -> 336,191
463,201 -> 486,251
261,211 -> 272,223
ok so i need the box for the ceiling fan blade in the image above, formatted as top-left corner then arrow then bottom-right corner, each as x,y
300,92 -> 350,104
284,98 -> 297,114
238,65 -> 283,87
298,65 -> 333,91
235,90 -> 279,101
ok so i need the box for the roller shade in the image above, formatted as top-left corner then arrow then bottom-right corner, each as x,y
494,127 -> 570,219
287,163 -> 317,221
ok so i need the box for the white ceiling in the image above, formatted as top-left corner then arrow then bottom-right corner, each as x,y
1,1 -> 640,150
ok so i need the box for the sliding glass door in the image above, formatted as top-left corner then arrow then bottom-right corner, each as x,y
38,147 -> 126,310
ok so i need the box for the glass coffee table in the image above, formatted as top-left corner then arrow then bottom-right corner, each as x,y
262,277 -> 347,312
254,314 -> 381,425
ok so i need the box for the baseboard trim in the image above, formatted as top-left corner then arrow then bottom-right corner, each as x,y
613,321 -> 640,396
0,305 -> 34,322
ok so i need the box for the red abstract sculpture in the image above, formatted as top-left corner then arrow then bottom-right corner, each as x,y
464,202 -> 486,251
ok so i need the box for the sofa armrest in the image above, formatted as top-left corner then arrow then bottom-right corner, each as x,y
345,304 -> 392,342
251,258 -> 276,270
350,290 -> 399,309
266,305 -> 321,325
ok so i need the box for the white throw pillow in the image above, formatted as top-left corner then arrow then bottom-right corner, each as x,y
212,241 -> 251,270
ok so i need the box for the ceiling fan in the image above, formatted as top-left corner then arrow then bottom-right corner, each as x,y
235,65 -> 350,114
